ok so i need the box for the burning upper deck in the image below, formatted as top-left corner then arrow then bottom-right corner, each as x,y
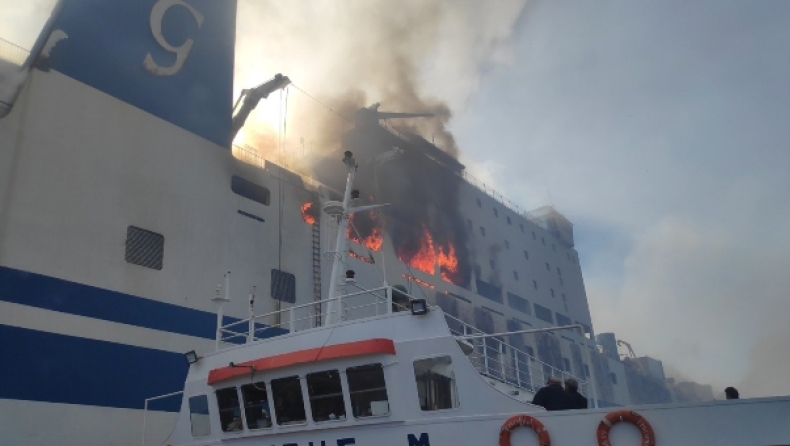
309,104 -> 472,289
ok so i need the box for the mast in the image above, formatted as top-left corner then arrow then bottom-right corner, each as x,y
323,151 -> 357,325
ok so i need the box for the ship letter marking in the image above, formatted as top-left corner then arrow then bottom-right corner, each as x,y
143,0 -> 204,76
408,433 -> 430,446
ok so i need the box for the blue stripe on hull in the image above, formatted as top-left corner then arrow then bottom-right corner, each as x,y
0,324 -> 186,411
0,266 -> 288,339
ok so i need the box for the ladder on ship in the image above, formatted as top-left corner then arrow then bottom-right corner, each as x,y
311,204 -> 322,326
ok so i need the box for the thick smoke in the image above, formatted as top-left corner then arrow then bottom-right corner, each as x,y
234,0 -> 528,289
347,143 -> 473,288
234,0 -> 528,157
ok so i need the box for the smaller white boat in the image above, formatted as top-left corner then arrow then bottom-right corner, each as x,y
150,151 -> 790,446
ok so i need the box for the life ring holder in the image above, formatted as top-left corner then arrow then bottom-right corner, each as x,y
596,409 -> 656,446
499,414 -> 551,446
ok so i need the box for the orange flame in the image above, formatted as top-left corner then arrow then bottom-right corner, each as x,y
438,243 -> 460,284
348,250 -> 374,264
403,273 -> 435,289
347,211 -> 383,251
397,225 -> 436,275
301,202 -> 317,225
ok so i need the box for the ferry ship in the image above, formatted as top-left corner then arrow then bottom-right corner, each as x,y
2,1 -> 786,445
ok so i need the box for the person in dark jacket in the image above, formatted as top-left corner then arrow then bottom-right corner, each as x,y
725,387 -> 739,400
531,377 -> 569,410
564,378 -> 588,409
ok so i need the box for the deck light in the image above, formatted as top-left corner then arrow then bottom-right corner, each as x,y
185,350 -> 199,364
410,299 -> 428,315
345,269 -> 356,283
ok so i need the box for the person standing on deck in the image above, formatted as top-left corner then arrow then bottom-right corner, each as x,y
564,378 -> 588,409
531,377 -> 569,410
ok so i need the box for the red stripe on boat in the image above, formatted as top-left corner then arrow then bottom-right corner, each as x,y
207,338 -> 396,385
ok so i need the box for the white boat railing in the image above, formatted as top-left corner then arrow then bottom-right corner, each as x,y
445,313 -> 590,397
213,283 -> 592,399
215,284 -> 401,348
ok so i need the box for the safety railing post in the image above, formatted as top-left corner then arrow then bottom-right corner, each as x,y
482,340 -> 489,377
514,353 -> 522,389
499,341 -> 506,380
289,307 -> 296,332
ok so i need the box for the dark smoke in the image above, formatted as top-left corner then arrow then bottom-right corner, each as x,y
234,0 -> 530,159
335,124 -> 472,288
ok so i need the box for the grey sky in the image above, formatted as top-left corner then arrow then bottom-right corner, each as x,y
454,0 -> 790,397
2,0 -> 788,397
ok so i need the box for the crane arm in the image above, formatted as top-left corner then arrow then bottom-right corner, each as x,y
616,339 -> 637,359
230,73 -> 291,143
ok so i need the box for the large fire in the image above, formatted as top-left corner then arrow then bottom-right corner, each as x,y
438,243 -> 461,284
301,202 -> 317,225
347,211 -> 383,251
397,225 -> 436,275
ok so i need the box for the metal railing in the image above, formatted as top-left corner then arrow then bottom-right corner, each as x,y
445,314 -> 589,397
0,38 -> 29,66
141,391 -> 182,446
460,170 -> 532,219
371,120 -> 535,220
216,285 -> 398,348
231,144 -> 327,191
212,279 -> 593,401
233,121 -> 536,223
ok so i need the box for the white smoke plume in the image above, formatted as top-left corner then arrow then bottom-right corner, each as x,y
234,0 -> 528,158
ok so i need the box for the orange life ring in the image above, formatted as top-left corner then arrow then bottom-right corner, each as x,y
499,414 -> 551,446
596,410 -> 656,446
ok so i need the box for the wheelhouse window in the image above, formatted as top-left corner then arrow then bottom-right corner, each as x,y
216,387 -> 243,432
241,383 -> 272,430
307,370 -> 346,422
189,395 -> 211,437
414,356 -> 459,411
347,363 -> 389,417
272,376 -> 306,425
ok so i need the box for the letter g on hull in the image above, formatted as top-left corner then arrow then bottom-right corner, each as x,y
143,0 -> 204,76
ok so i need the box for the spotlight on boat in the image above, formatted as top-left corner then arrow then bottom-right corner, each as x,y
345,269 -> 356,283
410,299 -> 428,315
351,189 -> 360,200
184,350 -> 199,364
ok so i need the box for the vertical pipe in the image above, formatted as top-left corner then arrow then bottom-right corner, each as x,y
586,341 -> 599,408
141,399 -> 148,446
215,304 -> 223,351
247,286 -> 255,343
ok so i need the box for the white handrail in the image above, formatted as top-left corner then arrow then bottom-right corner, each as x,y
141,391 -> 183,446
215,285 -> 403,346
447,316 -> 593,401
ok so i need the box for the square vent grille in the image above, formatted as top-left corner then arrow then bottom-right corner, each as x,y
125,226 -> 164,270
271,269 -> 296,303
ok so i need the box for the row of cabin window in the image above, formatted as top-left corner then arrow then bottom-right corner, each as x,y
187,357 -> 459,438
467,210 -> 580,266
467,215 -> 557,251
508,294 -> 571,326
